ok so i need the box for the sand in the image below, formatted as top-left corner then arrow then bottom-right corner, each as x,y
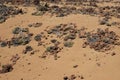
0,2 -> 120,80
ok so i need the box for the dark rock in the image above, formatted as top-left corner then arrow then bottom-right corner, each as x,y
28,23 -> 42,28
63,76 -> 68,80
10,54 -> 20,64
82,28 -> 120,52
12,27 -> 21,34
0,41 -> 7,47
111,52 -> 116,56
22,37 -> 31,45
46,45 -> 60,54
0,4 -> 24,23
25,46 -> 33,52
34,34 -> 41,41
0,64 -> 13,74
51,39 -> 57,43
73,65 -> 78,68
64,41 -> 74,48
0,16 -> 6,23
81,76 -> 84,79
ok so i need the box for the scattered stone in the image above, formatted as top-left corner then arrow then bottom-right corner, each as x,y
25,46 -> 33,52
73,65 -> 78,68
63,76 -> 68,80
82,28 -> 120,52
0,16 -> 6,23
0,41 -> 7,47
10,54 -> 20,65
99,17 -> 111,26
96,63 -> 101,67
79,27 -> 87,38
28,23 -> 42,28
11,36 -> 31,46
111,52 -> 116,56
23,45 -> 33,54
64,41 -> 74,48
70,75 -> 76,80
81,75 -> 84,79
34,34 -> 41,41
0,4 -> 24,24
12,27 -> 21,34
0,64 -> 13,74
63,74 -> 82,80
21,78 -> 23,80
51,39 -> 57,43
46,45 -> 60,54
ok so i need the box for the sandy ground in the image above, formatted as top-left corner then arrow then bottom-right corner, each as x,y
0,4 -> 120,80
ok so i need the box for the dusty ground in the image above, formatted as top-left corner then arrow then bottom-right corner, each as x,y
0,3 -> 120,80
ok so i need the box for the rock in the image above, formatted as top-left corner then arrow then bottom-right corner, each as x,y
73,65 -> 78,68
28,23 -> 42,28
70,75 -> 76,80
25,46 -> 33,52
11,36 -> 30,46
64,34 -> 76,41
0,16 -> 6,23
82,28 -> 120,52
10,54 -> 20,64
81,75 -> 84,79
33,0 -> 40,5
11,38 -> 22,46
63,74 -> 78,80
21,28 -> 29,33
51,39 -> 57,43
0,4 -> 24,23
0,64 -> 13,74
56,13 -> 65,17
63,76 -> 68,80
111,52 -> 116,56
64,41 -> 74,48
37,5 -> 48,12
12,27 -> 21,34
0,41 -> 7,47
32,11 -> 45,16
21,36 -> 30,45
46,45 -> 60,54
34,34 -> 41,41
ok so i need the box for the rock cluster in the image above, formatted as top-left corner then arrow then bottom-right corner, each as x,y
0,64 -> 13,74
35,4 -> 94,17
47,23 -> 77,41
82,28 -> 120,52
0,4 -> 23,23
23,45 -> 33,54
10,54 -> 20,65
0,27 -> 31,47
28,22 -> 42,28
63,74 -> 84,80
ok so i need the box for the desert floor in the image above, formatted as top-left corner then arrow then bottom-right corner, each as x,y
0,3 -> 120,80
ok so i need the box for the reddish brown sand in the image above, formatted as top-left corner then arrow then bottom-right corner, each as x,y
0,5 -> 120,80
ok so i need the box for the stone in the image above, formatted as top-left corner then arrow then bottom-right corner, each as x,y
0,16 -> 6,23
0,41 -> 7,47
0,64 -> 13,74
82,28 -> 120,52
12,27 -> 21,34
64,41 -> 74,48
25,46 -> 33,52
34,34 -> 41,41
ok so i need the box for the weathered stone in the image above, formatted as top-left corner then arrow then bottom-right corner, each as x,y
25,46 -> 33,52
0,64 -> 13,74
0,41 -> 7,47
64,41 -> 74,47
34,34 -> 41,41
12,27 -> 21,34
